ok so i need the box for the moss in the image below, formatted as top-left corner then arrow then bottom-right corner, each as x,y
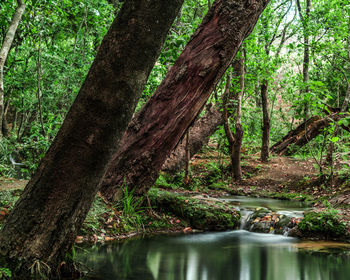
148,189 -> 240,230
298,210 -> 347,238
268,191 -> 312,202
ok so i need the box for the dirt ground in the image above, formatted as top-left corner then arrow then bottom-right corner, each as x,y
0,178 -> 28,191
238,154 -> 317,193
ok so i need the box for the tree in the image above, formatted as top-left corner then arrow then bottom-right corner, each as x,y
254,0 -> 295,162
100,0 -> 270,201
297,0 -> 311,121
0,0 -> 183,278
0,0 -> 26,137
223,53 -> 245,181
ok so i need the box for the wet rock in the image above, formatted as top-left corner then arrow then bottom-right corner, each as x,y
244,209 -> 300,235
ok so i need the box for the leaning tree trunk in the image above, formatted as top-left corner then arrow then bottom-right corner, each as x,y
271,113 -> 350,156
0,1 -> 182,278
163,57 -> 245,174
260,81 -> 270,162
100,0 -> 270,201
0,0 -> 26,137
162,103 -> 223,172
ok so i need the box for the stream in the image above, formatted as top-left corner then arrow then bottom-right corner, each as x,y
79,197 -> 350,280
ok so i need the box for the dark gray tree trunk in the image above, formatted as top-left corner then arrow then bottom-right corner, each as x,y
100,0 -> 270,201
231,55 -> 244,180
0,1 -> 182,278
2,101 -> 10,137
0,0 -> 26,138
297,0 -> 311,121
260,81 -> 270,162
223,56 -> 244,181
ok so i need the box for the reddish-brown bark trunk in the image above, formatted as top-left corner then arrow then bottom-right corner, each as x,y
100,0 -> 270,201
0,1 -> 182,278
162,103 -> 223,172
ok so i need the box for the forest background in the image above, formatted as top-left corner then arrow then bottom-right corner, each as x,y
0,0 -> 349,185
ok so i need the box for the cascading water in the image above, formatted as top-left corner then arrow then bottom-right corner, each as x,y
220,196 -> 310,236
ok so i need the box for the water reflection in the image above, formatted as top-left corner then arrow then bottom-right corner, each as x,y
79,231 -> 350,280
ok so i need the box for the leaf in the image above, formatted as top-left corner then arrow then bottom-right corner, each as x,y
330,136 -> 339,143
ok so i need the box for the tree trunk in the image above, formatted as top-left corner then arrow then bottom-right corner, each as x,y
271,113 -> 350,156
163,56 -> 244,175
162,103 -> 224,172
100,0 -> 270,201
223,74 -> 236,176
260,81 -> 270,162
0,0 -> 26,137
231,55 -> 244,180
223,55 -> 245,181
297,0 -> 311,121
182,130 -> 191,185
326,83 -> 350,164
0,1 -> 182,278
2,101 -> 10,137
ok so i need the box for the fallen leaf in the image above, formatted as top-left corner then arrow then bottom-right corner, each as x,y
183,227 -> 192,233
75,236 -> 84,243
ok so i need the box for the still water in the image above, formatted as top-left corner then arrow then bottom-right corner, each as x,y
221,195 -> 311,218
80,230 -> 350,280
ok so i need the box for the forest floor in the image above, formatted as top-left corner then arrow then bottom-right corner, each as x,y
1,147 -> 350,242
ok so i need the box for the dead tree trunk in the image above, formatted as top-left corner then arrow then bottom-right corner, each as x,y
100,0 -> 270,201
0,1 -> 182,278
0,0 -> 26,137
271,113 -> 349,156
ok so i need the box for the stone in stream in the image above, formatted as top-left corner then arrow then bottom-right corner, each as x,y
243,208 -> 299,235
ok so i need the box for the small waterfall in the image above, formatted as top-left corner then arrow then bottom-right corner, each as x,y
282,227 -> 289,236
239,209 -> 253,230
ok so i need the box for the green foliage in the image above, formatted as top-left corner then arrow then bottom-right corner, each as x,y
0,267 -> 12,279
115,186 -> 145,231
0,189 -> 21,212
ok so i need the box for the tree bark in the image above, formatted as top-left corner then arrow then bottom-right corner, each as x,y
0,0 -> 182,278
100,0 -> 270,201
260,81 -> 270,162
162,103 -> 224,172
0,0 -> 26,137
